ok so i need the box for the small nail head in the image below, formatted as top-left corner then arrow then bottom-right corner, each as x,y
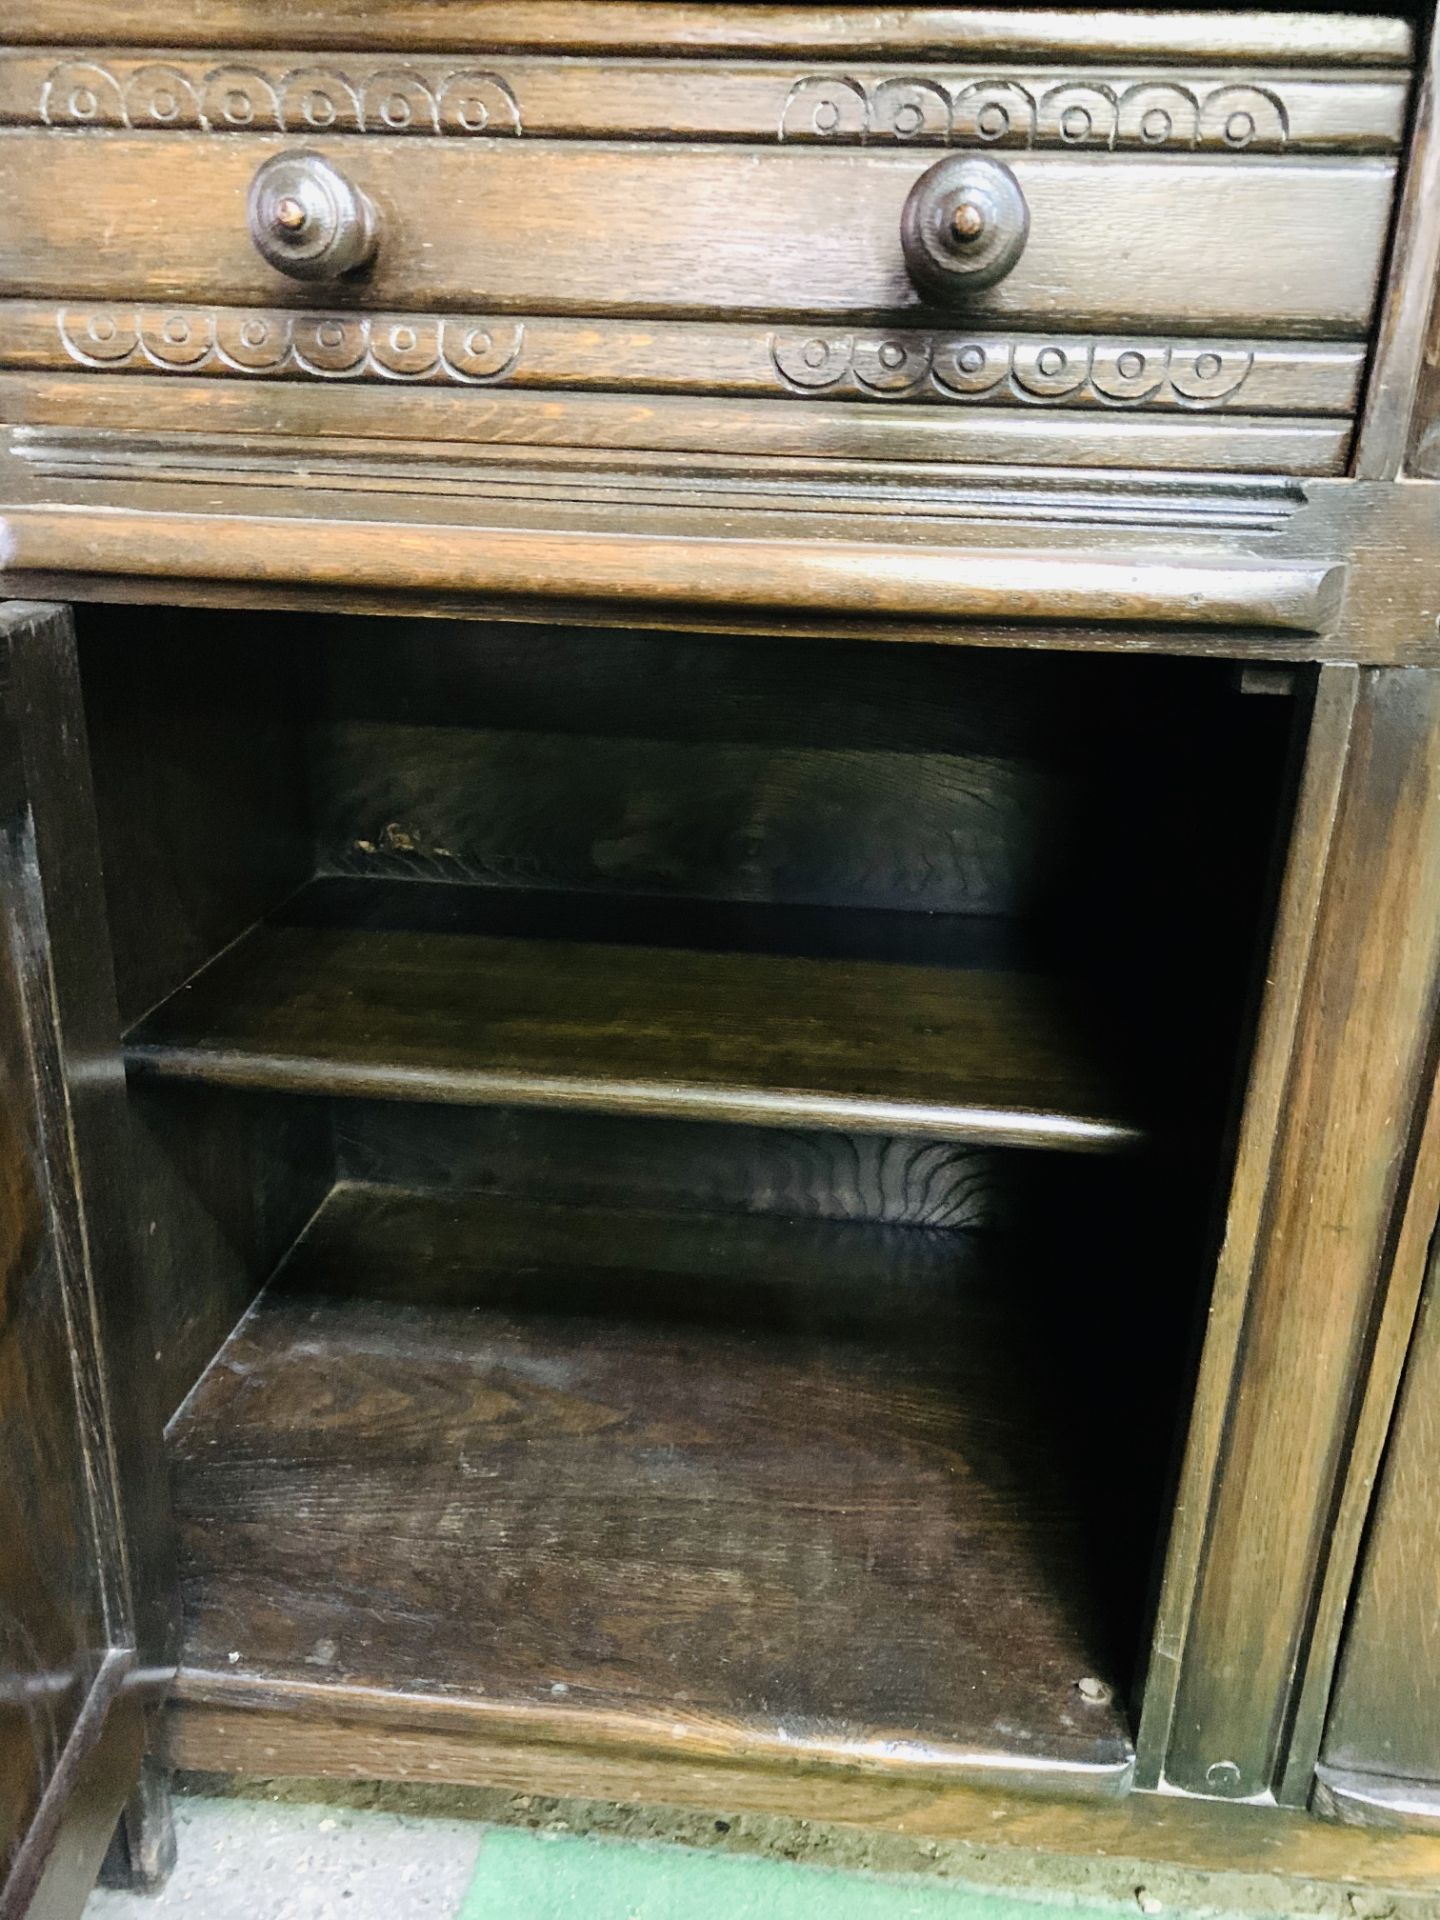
1076,1676 -> 1113,1705
952,201 -> 986,242
272,194 -> 308,234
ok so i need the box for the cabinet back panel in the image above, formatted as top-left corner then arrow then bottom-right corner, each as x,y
334,1101 -> 1004,1232
305,619 -> 1277,943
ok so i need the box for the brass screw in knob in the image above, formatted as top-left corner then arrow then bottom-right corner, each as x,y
271,195 -> 309,235
951,202 -> 986,244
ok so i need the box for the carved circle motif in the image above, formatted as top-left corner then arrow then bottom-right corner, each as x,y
58,307 -> 525,386
59,307 -> 138,362
442,319 -> 524,378
39,62 -> 126,127
933,339 -> 1010,393
780,73 -> 1287,148
363,70 -> 439,135
38,59 -> 1294,150
772,330 -> 1256,408
771,333 -> 857,389
372,318 -> 443,377
140,308 -> 214,366
123,64 -> 201,128
1091,344 -> 1168,401
853,335 -> 932,393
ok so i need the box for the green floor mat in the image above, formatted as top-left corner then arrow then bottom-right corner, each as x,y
459,1826 -> 1136,1920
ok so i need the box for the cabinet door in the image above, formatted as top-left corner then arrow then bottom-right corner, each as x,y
1317,1240 -> 1440,1828
0,601 -> 174,1919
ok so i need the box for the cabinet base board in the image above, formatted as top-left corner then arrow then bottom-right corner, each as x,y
162,1686 -> 1440,1902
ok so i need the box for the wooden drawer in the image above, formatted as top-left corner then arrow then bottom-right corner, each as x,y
0,5 -> 1415,482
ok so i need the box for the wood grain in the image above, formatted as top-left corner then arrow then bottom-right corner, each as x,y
1321,1249 -> 1440,1787
0,500 -> 1345,640
1277,1003 -> 1440,1806
167,1180 -> 1134,1795
0,303 -> 1368,417
123,875 -> 1143,1152
0,133 -> 1398,336
3,1650 -> 143,1920
1313,1766 -> 1440,1832
4,7 -> 1413,66
1354,18 -> 1440,478
0,53 -> 1408,154
0,617 -> 109,1899
0,601 -> 176,1912
314,720 -> 1061,916
6,406 -> 1355,481
334,1103 -> 1003,1233
1139,667 -> 1440,1802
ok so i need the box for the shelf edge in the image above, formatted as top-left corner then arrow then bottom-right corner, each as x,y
123,1043 -> 1145,1153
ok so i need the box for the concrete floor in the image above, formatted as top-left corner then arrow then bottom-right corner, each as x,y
85,1796 -> 484,1920
81,1779 -> 1430,1920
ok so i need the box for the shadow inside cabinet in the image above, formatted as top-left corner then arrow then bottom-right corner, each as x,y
72,606 -> 1301,1799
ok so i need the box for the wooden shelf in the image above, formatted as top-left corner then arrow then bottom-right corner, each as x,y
167,1182 -> 1135,1795
125,878 -> 1142,1152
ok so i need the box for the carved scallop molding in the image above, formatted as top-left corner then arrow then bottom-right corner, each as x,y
59,307 -> 525,384
31,58 -> 1301,150
39,61 -> 521,136
779,76 -> 1290,150
770,332 -> 1256,406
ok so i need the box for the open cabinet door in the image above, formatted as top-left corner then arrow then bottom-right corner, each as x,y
0,602 -> 175,1920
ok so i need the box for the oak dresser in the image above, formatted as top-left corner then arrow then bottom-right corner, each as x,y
4,5 -> 1440,1914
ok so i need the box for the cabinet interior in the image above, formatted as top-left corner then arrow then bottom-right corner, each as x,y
73,606 -> 1301,1796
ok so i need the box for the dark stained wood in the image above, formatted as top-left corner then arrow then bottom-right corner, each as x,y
4,474 -> 1440,668
0,495 -> 1347,651
0,401 -> 1358,486
1355,16 -> 1440,478
1,7 -> 1415,65
0,631 -> 110,1904
1277,1001 -> 1440,1807
0,601 -> 167,1915
3,0 -> 1439,1863
1,135 -> 1394,336
74,605 -> 312,1028
97,1755 -> 174,1894
306,607 -> 1165,760
124,877 -> 1143,1152
313,705 -> 1058,918
3,1652 -> 143,1920
0,54 -> 1409,155
335,1103 -> 1004,1234
162,1689 -> 1440,1902
72,603 -> 331,1427
168,1180 -> 1134,1796
127,1086 -> 333,1430
1313,1766 -> 1440,1833
1137,667 -> 1440,1804
1321,1242 -> 1440,1790
0,305 -> 1371,416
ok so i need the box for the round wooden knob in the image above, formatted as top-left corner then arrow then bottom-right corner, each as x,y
247,152 -> 379,281
900,157 -> 1029,299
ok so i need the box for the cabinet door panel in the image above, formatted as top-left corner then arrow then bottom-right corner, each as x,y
0,600 -> 170,1920
1321,1248 -> 1440,1804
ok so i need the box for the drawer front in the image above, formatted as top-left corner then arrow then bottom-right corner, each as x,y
0,10 -> 1414,484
